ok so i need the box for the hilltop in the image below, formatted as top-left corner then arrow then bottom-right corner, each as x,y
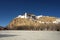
7,13 -> 60,31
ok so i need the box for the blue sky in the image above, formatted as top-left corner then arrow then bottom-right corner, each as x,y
0,0 -> 60,27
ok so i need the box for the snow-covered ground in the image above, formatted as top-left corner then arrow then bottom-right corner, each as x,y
0,30 -> 60,40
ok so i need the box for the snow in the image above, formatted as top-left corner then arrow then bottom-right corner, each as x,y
16,12 -> 28,18
16,12 -> 43,19
16,15 -> 25,18
36,15 -> 43,19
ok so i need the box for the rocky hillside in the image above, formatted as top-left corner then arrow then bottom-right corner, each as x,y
7,13 -> 60,31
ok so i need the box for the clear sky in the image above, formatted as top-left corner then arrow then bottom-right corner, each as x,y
0,0 -> 60,27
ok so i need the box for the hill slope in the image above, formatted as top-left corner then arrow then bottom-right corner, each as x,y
7,13 -> 60,31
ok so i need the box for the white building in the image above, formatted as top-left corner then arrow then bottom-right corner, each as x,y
16,12 -> 28,18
